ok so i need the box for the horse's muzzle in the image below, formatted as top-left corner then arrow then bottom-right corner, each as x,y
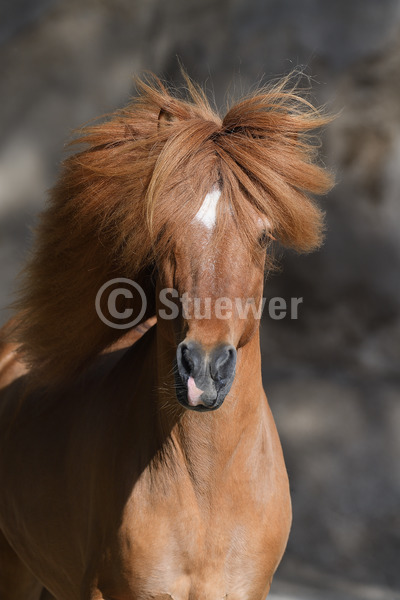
175,340 -> 237,411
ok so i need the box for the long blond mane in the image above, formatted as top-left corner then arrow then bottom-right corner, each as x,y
11,73 -> 333,385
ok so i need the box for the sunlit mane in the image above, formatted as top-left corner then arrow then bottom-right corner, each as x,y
10,71 -> 333,385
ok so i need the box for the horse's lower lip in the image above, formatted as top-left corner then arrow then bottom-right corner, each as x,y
178,399 -> 221,412
187,392 -> 218,408
176,393 -> 223,412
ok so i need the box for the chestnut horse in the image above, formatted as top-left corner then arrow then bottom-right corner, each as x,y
0,74 -> 332,600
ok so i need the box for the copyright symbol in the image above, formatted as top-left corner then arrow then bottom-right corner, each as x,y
95,278 -> 147,330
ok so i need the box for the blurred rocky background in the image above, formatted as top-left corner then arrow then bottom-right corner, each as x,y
0,0 -> 399,598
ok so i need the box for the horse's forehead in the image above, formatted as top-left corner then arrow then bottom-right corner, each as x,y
192,185 -> 270,233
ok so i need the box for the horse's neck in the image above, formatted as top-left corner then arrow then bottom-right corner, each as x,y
155,329 -> 266,494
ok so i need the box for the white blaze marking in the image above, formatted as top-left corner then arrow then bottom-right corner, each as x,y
195,186 -> 221,229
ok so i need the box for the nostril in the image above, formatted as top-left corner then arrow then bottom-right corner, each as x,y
211,345 -> 237,385
176,343 -> 190,379
214,347 -> 234,371
181,347 -> 193,375
176,341 -> 202,382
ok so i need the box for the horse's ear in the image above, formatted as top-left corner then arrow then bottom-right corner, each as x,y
158,108 -> 177,129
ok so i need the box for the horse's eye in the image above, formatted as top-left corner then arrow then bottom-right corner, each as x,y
258,230 -> 270,249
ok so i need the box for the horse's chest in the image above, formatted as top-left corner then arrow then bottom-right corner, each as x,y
99,479 -> 280,600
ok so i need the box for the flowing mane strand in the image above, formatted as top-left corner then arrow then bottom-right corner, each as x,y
10,72 -> 333,385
